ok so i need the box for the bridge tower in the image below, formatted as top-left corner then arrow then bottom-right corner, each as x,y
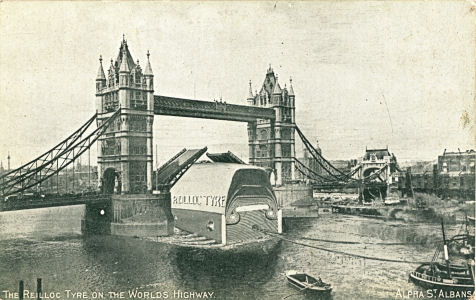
95,38 -> 154,194
247,66 -> 296,185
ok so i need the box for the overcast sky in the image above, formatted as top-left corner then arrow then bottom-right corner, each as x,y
0,1 -> 474,169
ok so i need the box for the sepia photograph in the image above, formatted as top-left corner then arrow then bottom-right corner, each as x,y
0,1 -> 474,299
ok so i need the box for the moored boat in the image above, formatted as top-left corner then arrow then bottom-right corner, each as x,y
409,221 -> 475,295
285,270 -> 332,295
409,262 -> 474,292
384,197 -> 401,206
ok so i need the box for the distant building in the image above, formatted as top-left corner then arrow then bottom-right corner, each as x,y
438,149 -> 475,175
39,164 -> 98,194
295,140 -> 323,181
401,149 -> 476,199
400,160 -> 435,173
357,147 -> 398,184
329,159 -> 355,174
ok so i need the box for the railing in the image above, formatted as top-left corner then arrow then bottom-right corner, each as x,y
411,271 -> 439,283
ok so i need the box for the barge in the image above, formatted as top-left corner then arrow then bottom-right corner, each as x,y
170,162 -> 282,252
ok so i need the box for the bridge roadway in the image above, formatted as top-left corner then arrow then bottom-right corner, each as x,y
0,193 -> 111,212
312,181 -> 388,189
154,95 -> 276,122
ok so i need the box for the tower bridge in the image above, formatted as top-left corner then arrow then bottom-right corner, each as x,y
0,38 -> 301,236
95,38 -> 296,195
0,37 -> 393,236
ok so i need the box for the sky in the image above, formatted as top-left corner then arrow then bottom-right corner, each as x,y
0,1 -> 474,169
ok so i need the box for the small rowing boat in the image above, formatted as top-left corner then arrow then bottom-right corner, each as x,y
285,270 -> 332,295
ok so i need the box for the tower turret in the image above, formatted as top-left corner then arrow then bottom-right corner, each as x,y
119,46 -> 130,87
288,77 -> 296,123
272,76 -> 282,106
288,77 -> 295,106
144,50 -> 154,111
96,55 -> 106,92
144,50 -> 153,77
247,80 -> 254,105
143,50 -> 154,190
96,55 -> 106,113
288,77 -> 295,97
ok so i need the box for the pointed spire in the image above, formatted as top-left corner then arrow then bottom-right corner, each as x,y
96,55 -> 106,80
267,64 -> 273,74
119,46 -> 129,73
144,50 -> 153,76
288,77 -> 295,96
273,76 -> 281,94
247,80 -> 254,99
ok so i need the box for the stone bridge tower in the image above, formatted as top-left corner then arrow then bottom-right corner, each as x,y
247,66 -> 296,185
95,38 -> 154,194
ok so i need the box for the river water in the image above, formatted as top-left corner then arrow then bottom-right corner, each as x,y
0,205 -> 471,300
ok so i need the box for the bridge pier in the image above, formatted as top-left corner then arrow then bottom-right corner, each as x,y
274,184 -> 316,217
81,193 -> 174,237
81,198 -> 113,234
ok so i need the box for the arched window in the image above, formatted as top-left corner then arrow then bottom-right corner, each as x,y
259,129 -> 268,140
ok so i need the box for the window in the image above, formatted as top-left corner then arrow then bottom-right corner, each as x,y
259,145 -> 267,158
130,115 -> 147,131
282,162 -> 291,182
281,128 -> 291,140
259,129 -> 268,141
131,90 -> 147,110
130,161 -> 147,193
283,108 -> 291,121
102,138 -> 120,156
104,92 -> 119,112
282,144 -> 291,157
130,137 -> 147,155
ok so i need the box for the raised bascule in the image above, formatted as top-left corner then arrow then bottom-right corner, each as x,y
0,37 -> 395,238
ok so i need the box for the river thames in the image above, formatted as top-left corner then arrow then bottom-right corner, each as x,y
0,206 -> 468,300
